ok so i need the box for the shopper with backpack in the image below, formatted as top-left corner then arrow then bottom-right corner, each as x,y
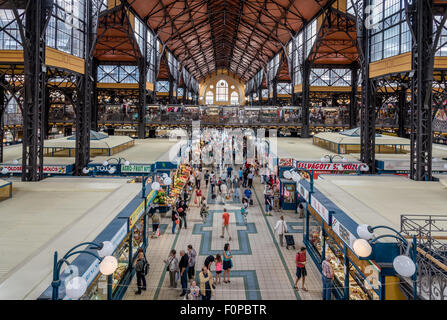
134,249 -> 149,295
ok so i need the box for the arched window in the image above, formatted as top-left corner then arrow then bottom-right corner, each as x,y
205,91 -> 214,104
230,91 -> 239,105
216,80 -> 228,102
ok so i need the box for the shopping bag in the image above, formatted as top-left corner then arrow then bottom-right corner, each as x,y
156,226 -> 161,237
194,198 -> 198,205
175,219 -> 180,225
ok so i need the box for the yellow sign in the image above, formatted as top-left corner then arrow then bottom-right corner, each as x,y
129,201 -> 145,230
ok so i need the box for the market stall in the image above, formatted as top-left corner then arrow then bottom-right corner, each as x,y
201,106 -> 221,124
299,179 -> 384,300
260,107 -> 280,123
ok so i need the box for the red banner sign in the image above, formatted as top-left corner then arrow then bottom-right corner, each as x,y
296,162 -> 366,172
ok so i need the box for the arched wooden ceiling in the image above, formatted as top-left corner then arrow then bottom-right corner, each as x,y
309,8 -> 358,65
128,0 -> 334,81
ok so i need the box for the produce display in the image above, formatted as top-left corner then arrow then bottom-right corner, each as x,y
164,164 -> 192,205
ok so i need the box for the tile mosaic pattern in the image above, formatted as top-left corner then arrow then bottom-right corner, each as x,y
124,172 -> 323,300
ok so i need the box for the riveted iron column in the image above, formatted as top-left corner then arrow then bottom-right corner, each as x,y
22,0 -> 51,181
408,0 -> 433,181
398,86 -> 408,138
168,76 -> 174,104
272,77 -> 278,106
75,0 -> 99,175
349,66 -> 358,129
138,29 -> 148,139
0,83 -> 4,163
359,0 -> 376,173
44,86 -> 50,139
301,60 -> 311,138
91,59 -> 99,132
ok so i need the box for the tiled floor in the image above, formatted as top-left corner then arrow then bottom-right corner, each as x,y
124,172 -> 322,300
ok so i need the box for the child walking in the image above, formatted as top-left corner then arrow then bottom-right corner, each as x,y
215,254 -> 223,285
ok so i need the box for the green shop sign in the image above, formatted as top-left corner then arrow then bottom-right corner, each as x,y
121,164 -> 152,173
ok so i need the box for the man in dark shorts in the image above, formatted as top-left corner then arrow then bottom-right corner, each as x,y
294,247 -> 308,291
204,255 -> 215,270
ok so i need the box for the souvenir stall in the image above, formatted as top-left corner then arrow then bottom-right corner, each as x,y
243,107 -> 260,124
259,107 -> 280,123
299,180 -> 384,300
222,106 -> 239,124
183,105 -> 200,121
281,106 -> 301,123
201,106 -> 221,123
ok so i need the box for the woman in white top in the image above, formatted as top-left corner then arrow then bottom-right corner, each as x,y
220,182 -> 227,204
274,215 -> 288,247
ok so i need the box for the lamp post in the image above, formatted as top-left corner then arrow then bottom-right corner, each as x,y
353,224 -> 418,299
51,241 -> 118,300
321,155 -> 347,163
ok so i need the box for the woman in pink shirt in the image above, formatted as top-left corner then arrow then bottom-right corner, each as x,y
215,254 -> 223,284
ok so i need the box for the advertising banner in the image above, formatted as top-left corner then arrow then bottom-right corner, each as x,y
0,165 -> 68,174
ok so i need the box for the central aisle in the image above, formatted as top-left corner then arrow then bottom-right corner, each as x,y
124,172 -> 322,300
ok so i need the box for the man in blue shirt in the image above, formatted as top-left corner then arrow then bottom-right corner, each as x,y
243,188 -> 252,204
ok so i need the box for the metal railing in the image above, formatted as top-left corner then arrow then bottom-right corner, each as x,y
400,214 -> 447,300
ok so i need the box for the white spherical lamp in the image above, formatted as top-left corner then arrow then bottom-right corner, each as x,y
65,276 -> 87,300
283,170 -> 292,180
99,256 -> 118,276
1,168 -> 8,175
393,255 -> 416,278
360,164 -> 369,172
124,160 -> 130,166
12,159 -> 19,165
108,167 -> 116,174
97,241 -> 114,258
353,239 -> 372,258
321,157 -> 327,162
102,160 -> 109,167
82,167 -> 90,174
357,224 -> 374,240
151,182 -> 161,191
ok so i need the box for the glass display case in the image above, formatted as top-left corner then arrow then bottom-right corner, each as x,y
81,273 -> 108,300
308,212 -> 323,258
112,234 -> 130,294
131,215 -> 145,258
